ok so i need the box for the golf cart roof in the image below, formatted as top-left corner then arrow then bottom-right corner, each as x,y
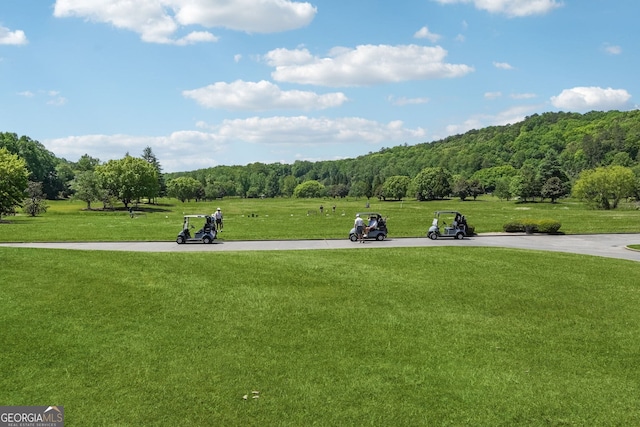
183,214 -> 210,218
357,212 -> 383,217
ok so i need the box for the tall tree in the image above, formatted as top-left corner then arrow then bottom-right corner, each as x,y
95,155 -> 159,208
411,167 -> 452,201
141,146 -> 165,201
0,148 -> 29,220
572,166 -> 636,209
23,181 -> 48,217
70,171 -> 104,209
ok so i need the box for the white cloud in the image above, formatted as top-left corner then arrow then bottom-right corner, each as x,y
388,96 -> 430,106
550,86 -> 632,111
432,0 -> 563,17
53,0 -> 316,44
443,104 -> 541,136
603,44 -> 622,55
202,116 -> 426,145
493,61 -> 514,70
0,25 -> 28,45
484,91 -> 502,99
45,117 -> 426,171
510,93 -> 537,99
265,44 -> 474,87
18,91 -> 35,97
45,131 -> 225,172
182,80 -> 348,111
414,26 -> 441,43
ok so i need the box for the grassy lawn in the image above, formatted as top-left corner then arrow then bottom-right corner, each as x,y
1,196 -> 640,242
2,247 -> 640,425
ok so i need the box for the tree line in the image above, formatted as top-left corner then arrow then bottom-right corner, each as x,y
2,110 -> 640,219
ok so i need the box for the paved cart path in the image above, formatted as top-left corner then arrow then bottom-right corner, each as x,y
2,234 -> 640,262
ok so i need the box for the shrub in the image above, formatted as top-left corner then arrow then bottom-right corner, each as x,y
503,222 -> 525,232
537,219 -> 562,234
503,219 -> 562,234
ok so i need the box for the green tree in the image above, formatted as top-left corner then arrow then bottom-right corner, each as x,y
540,177 -> 565,203
511,164 -> 540,202
282,176 -> 298,197
22,181 -> 49,217
70,170 -> 104,209
572,166 -> 636,209
75,154 -> 101,171
452,176 -> 471,201
142,146 -> 165,201
381,176 -> 411,200
411,167 -> 452,201
494,177 -> 512,201
293,180 -> 326,198
167,176 -> 202,202
348,181 -> 367,199
95,155 -> 159,207
0,148 -> 29,219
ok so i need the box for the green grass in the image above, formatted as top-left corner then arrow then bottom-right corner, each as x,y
2,247 -> 640,426
1,196 -> 640,242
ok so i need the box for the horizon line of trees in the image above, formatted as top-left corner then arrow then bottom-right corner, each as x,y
2,110 -> 640,218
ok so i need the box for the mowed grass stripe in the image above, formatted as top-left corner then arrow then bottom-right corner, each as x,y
1,247 -> 640,425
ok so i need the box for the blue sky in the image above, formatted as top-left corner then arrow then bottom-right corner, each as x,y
1,0 -> 637,172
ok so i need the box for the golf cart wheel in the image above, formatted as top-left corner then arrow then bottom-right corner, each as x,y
376,234 -> 385,241
203,236 -> 212,244
349,234 -> 358,242
428,232 -> 438,240
456,232 -> 465,240
176,236 -> 185,244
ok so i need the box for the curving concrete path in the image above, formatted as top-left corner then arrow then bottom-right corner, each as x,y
1,233 -> 640,262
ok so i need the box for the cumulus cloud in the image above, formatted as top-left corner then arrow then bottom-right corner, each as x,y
45,131 -> 225,172
53,0 -> 316,44
201,116 -> 427,144
264,44 -> 474,87
0,25 -> 28,45
444,104 -> 540,135
414,26 -> 441,43
44,116 -> 426,171
550,86 -> 632,111
182,80 -> 348,111
493,61 -> 514,70
484,91 -> 502,99
432,0 -> 563,17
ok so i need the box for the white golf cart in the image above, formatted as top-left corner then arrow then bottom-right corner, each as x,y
349,212 -> 388,241
427,211 -> 467,240
176,215 -> 217,244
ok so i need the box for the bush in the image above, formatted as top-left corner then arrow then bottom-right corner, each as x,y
503,219 -> 561,234
503,222 -> 525,232
537,219 -> 562,234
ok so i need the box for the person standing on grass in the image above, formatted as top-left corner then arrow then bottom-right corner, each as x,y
354,213 -> 365,243
213,207 -> 223,231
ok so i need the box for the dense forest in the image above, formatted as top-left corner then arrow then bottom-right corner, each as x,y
164,110 -> 640,198
2,110 -> 640,203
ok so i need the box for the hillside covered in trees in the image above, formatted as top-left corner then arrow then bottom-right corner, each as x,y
2,110 -> 640,206
165,110 -> 640,198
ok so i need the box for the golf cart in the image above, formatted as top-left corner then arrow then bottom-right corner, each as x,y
427,211 -> 467,240
176,215 -> 217,244
349,212 -> 388,242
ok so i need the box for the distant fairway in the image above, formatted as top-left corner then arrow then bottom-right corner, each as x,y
1,196 -> 640,242
2,246 -> 640,425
